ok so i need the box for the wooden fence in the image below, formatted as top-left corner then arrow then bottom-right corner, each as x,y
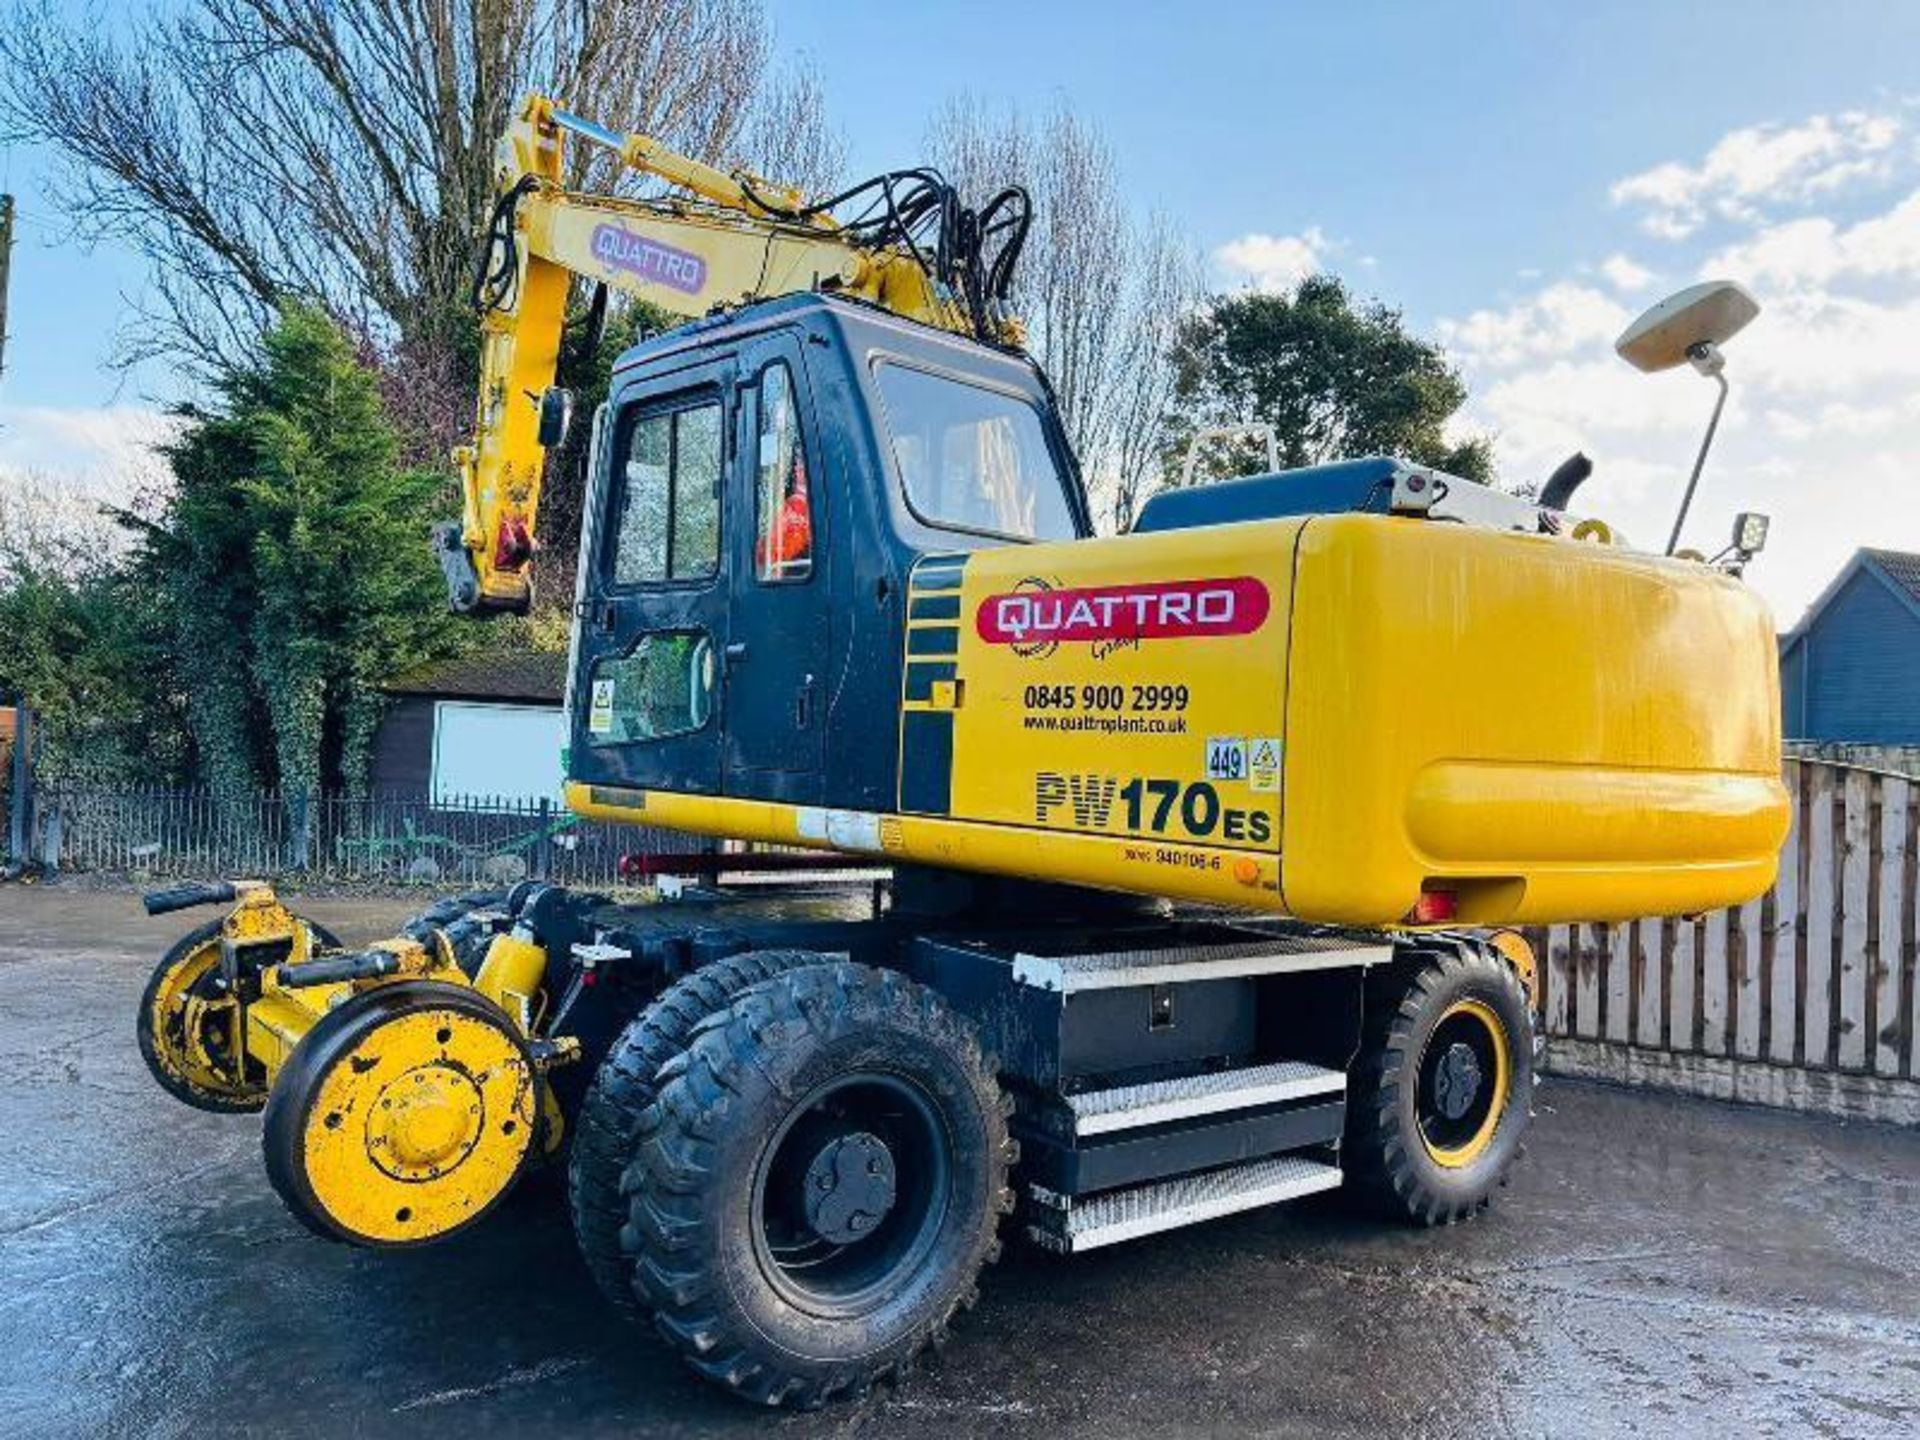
1526,758 -> 1920,1122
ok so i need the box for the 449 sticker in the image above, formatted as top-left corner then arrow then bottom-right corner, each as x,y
1035,770 -> 1272,845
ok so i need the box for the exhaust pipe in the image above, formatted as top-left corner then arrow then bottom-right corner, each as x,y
1539,452 -> 1592,511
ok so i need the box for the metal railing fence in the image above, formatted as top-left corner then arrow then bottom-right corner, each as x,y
32,785 -> 706,887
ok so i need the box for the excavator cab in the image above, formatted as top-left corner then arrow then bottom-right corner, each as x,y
566,294 -> 1090,812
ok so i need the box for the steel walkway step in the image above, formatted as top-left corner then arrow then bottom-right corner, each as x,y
1066,1060 -> 1346,1137
1030,1155 -> 1344,1253
1011,934 -> 1389,993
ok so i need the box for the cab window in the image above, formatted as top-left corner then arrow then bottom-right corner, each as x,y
609,400 -> 721,585
874,362 -> 1076,542
753,362 -> 812,581
584,631 -> 714,744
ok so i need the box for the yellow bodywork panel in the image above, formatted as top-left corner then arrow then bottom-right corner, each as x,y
473,931 -> 550,1034
938,523 -> 1292,850
1279,516 -> 1786,924
570,512 -> 1787,928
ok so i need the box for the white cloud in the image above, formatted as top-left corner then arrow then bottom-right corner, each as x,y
1702,187 -> 1920,288
1213,228 -> 1330,292
1611,109 -> 1903,238
0,404 -> 177,498
1437,284 -> 1630,369
1599,254 -> 1656,293
1444,106 -> 1920,625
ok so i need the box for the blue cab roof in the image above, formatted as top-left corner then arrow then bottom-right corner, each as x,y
1131,457 -> 1402,534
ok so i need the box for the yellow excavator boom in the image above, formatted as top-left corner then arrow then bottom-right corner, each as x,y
438,95 -> 1010,614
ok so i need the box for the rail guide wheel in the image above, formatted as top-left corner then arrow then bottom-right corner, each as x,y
138,917 -> 340,1113
263,981 -> 537,1246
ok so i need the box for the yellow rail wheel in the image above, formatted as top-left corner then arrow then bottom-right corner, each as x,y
262,981 -> 536,1247
1342,941 -> 1534,1225
138,917 -> 339,1113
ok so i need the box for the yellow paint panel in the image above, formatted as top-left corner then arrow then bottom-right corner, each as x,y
942,522 -> 1300,853
569,512 -> 1788,929
1280,516 -> 1788,924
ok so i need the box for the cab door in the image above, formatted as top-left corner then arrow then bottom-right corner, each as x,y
723,334 -> 830,800
567,358 -> 733,797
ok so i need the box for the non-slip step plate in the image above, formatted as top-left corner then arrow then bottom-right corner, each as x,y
1034,1155 -> 1343,1252
1067,1060 -> 1346,1136
1012,935 -> 1389,993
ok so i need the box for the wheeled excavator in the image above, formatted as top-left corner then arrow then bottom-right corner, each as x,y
136,95 -> 1789,1407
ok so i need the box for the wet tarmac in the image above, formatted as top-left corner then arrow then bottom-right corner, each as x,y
1,885 -> 1916,1438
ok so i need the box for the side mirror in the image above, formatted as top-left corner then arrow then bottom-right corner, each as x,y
538,386 -> 576,449
1615,280 -> 1759,374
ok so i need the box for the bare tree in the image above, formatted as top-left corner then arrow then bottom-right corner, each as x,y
1104,214 -> 1205,530
0,0 -> 841,378
926,97 -> 1201,531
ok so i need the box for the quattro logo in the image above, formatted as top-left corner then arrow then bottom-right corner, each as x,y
977,577 -> 1269,647
591,224 -> 707,295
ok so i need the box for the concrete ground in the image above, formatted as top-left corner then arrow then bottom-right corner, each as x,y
1,886 -> 1916,1439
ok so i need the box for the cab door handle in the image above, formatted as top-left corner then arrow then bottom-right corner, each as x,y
724,641 -> 748,660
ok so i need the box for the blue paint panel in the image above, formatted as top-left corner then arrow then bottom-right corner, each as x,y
1131,458 -> 1398,533
904,661 -> 957,703
909,594 -> 963,621
907,626 -> 960,657
1792,569 -> 1920,743
1780,636 -> 1808,741
911,562 -> 968,591
900,710 -> 954,814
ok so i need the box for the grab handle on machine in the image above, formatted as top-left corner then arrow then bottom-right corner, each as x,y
277,951 -> 402,989
142,881 -> 239,917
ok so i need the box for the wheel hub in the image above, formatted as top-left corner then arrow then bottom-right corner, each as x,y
1431,1042 -> 1483,1120
368,1065 -> 484,1178
284,998 -> 535,1244
802,1131 -> 897,1245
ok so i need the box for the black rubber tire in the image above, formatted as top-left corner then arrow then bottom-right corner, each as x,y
137,916 -> 341,1113
622,962 -> 1014,1408
261,979 -> 534,1247
1343,940 -> 1534,1225
567,949 -> 821,1317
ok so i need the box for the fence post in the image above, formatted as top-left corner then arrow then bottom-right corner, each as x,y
37,798 -> 61,873
7,701 -> 34,864
535,797 -> 552,879
290,788 -> 311,872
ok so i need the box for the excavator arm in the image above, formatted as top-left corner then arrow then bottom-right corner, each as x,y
436,95 -> 1026,613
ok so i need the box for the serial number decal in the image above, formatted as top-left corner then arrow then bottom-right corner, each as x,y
979,577 -> 1269,647
1034,771 -> 1272,844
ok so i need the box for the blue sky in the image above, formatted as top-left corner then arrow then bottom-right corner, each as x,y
6,1 -> 1920,620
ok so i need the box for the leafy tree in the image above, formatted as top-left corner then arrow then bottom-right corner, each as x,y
1163,275 -> 1493,488
143,302 -> 460,797
0,492 -> 191,783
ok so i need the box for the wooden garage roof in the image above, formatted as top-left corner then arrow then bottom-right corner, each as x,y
384,651 -> 567,704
